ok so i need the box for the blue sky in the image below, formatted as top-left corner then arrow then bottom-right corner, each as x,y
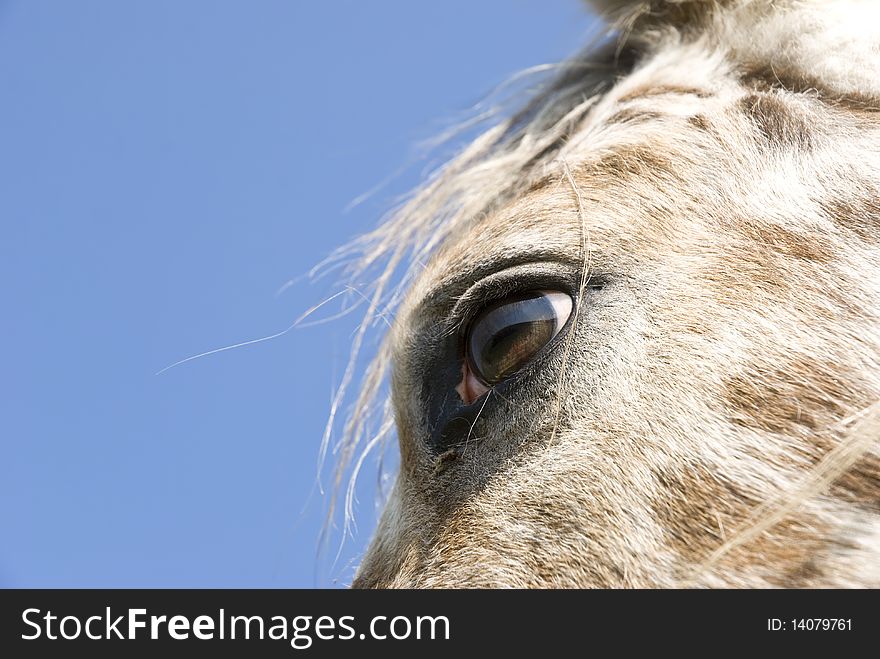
2,1 -> 594,587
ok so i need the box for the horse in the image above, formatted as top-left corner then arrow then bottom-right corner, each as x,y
332,0 -> 880,587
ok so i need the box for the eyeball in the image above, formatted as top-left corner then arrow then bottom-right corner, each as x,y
458,290 -> 573,402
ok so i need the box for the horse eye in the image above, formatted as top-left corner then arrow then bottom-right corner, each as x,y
465,290 -> 573,387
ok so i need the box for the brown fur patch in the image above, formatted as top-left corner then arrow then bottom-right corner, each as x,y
831,454 -> 880,511
652,463 -> 831,585
524,141 -> 686,197
760,518 -> 835,588
737,223 -> 831,263
687,113 -> 712,131
606,107 -> 666,126
724,359 -> 854,436
618,83 -> 711,103
652,464 -> 747,565
580,142 -> 686,183
740,63 -> 880,111
819,195 -> 880,243
738,92 -> 813,150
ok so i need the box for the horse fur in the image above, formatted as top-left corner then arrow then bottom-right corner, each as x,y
338,0 -> 880,588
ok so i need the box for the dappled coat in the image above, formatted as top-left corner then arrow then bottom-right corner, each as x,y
337,0 -> 880,587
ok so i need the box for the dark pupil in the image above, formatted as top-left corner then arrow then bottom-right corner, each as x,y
468,292 -> 558,385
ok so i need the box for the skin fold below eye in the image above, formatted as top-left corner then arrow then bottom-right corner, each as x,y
456,290 -> 573,404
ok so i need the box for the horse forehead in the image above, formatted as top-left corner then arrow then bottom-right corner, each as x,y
409,50 -> 846,301
416,119 -> 724,286
563,40 -> 737,148
428,85 -> 745,269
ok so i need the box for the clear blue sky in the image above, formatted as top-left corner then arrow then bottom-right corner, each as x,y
2,1 -> 594,587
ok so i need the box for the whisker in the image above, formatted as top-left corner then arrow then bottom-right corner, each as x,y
155,289 -> 350,375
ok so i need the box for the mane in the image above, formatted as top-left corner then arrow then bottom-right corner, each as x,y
320,0 -> 880,581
